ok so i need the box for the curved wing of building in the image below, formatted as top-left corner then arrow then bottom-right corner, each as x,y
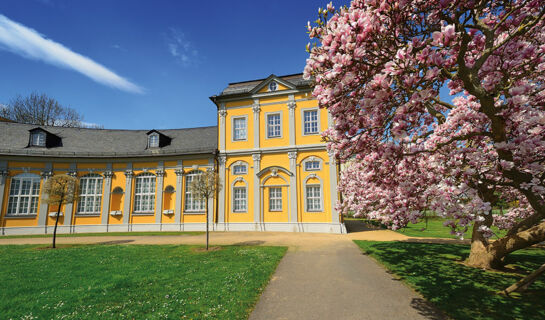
0,73 -> 346,235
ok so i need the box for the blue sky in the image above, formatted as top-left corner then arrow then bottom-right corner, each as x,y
0,0 -> 347,129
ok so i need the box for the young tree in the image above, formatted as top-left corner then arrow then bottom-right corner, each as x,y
42,175 -> 78,248
189,170 -> 222,250
0,92 -> 98,128
305,0 -> 545,269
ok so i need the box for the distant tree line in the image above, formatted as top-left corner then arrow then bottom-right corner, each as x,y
0,92 -> 102,128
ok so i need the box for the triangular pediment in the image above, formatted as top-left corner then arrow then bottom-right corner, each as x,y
250,74 -> 296,94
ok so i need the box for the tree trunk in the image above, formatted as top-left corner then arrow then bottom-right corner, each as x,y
205,197 -> 209,251
466,220 -> 545,269
52,200 -> 63,249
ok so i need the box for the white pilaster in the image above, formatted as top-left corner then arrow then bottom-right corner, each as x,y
252,101 -> 261,149
122,167 -> 133,225
218,155 -> 227,224
0,169 -> 8,218
101,169 -> 113,225
252,153 -> 261,223
174,160 -> 184,224
288,95 -> 296,146
219,106 -> 227,151
288,151 -> 298,223
155,166 -> 165,224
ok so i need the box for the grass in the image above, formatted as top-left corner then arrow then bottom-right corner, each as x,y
395,217 -> 507,239
0,231 -> 204,239
0,244 -> 287,319
354,240 -> 545,320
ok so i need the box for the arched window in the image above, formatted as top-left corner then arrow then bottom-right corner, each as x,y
134,173 -> 156,213
303,174 -> 324,212
7,173 -> 41,216
231,161 -> 248,175
77,174 -> 103,214
301,156 -> 323,171
232,177 -> 248,213
184,170 -> 205,212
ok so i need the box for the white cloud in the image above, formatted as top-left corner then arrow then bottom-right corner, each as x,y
166,28 -> 199,66
0,14 -> 144,94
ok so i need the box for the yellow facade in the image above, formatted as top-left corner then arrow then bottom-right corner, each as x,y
0,73 -> 345,234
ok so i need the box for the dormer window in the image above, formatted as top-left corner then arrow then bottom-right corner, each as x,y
148,134 -> 159,148
30,131 -> 46,147
268,81 -> 278,92
146,130 -> 171,149
27,128 -> 61,148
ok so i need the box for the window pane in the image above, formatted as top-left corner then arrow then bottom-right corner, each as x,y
304,110 -> 319,134
233,118 -> 246,140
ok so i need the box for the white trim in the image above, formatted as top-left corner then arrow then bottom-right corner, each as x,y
301,156 -> 323,171
301,107 -> 321,136
133,172 -> 156,214
231,115 -> 248,142
231,177 -> 248,213
264,111 -> 283,139
229,160 -> 249,175
0,222 -> 347,235
219,144 -> 326,156
303,174 -> 324,213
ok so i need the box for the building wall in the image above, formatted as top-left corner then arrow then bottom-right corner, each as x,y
0,76 -> 346,235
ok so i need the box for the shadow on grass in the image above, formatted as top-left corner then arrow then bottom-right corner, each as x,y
355,241 -> 545,320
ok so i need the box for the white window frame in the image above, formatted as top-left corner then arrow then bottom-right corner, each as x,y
302,108 -> 320,135
265,111 -> 283,139
268,81 -> 278,92
302,157 -> 323,171
30,132 -> 46,147
233,186 -> 247,213
303,175 -> 324,212
232,163 -> 247,175
148,133 -> 159,148
6,173 -> 41,216
77,174 -> 103,215
133,173 -> 156,213
269,187 -> 282,212
232,116 -> 248,141
184,170 -> 205,212
305,185 -> 322,212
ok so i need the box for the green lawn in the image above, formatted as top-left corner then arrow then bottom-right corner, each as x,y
395,217 -> 507,239
354,240 -> 545,320
0,244 -> 286,319
0,231 -> 203,239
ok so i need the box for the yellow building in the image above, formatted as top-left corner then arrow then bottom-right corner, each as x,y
0,74 -> 346,234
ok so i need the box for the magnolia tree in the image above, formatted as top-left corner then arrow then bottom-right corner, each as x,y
305,0 -> 545,269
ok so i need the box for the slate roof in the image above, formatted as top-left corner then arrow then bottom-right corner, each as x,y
215,73 -> 312,97
0,122 -> 218,158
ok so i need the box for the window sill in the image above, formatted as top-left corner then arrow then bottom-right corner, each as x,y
3,214 -> 37,219
75,213 -> 101,217
232,211 -> 247,214
183,211 -> 205,215
302,132 -> 320,136
132,212 -> 154,216
266,136 -> 282,139
306,210 -> 323,213
269,210 -> 283,212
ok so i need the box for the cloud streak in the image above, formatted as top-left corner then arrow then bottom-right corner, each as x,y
166,28 -> 199,67
0,14 -> 144,94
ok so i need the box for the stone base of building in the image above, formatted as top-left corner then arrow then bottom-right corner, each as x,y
0,222 -> 347,236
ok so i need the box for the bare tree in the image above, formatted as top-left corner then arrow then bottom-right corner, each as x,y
0,92 -> 101,128
189,170 -> 222,250
42,175 -> 78,248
